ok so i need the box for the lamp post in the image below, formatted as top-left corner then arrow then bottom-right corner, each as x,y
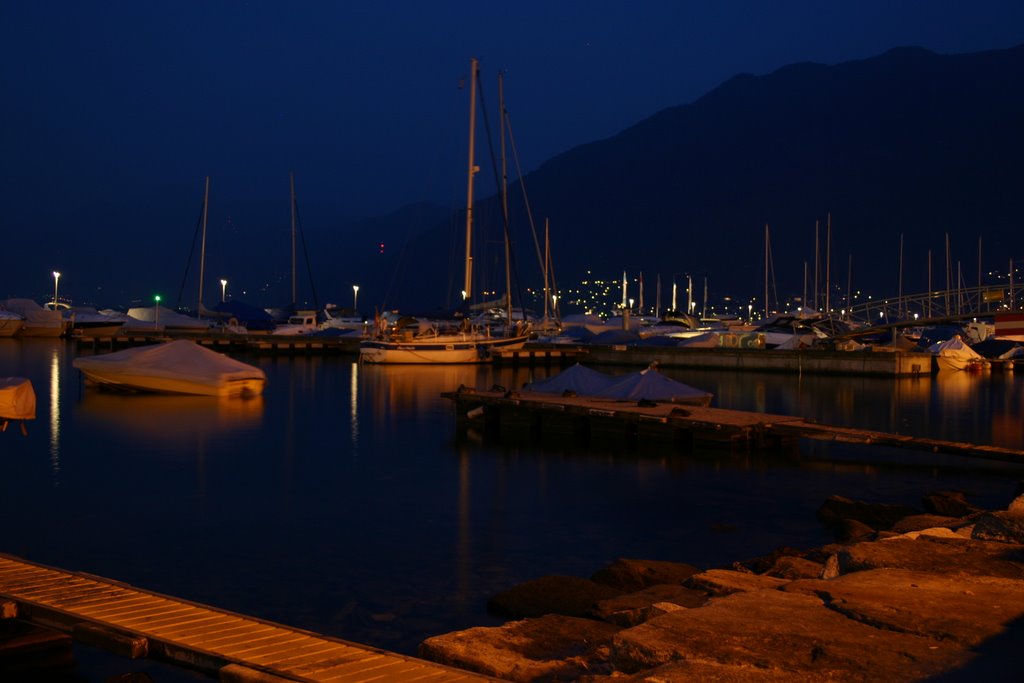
154,295 -> 161,329
52,271 -> 61,308
353,285 -> 359,312
220,279 -> 228,302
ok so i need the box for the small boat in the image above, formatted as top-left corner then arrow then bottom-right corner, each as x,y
1,298 -> 69,337
359,58 -> 530,364
271,310 -> 320,336
68,307 -> 130,337
928,335 -> 989,372
0,377 -> 35,434
73,340 -> 266,398
525,363 -> 713,406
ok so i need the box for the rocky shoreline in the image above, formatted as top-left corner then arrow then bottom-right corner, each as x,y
419,489 -> 1024,681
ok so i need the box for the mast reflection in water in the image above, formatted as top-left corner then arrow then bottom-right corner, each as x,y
1,339 -> 1023,659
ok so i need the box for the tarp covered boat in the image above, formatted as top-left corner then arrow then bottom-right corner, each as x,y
525,363 -> 712,406
73,340 -> 266,397
927,335 -> 989,372
0,377 -> 35,433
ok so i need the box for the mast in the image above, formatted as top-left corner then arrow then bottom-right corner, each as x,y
825,213 -> 831,315
846,254 -> 852,320
897,233 -> 904,319
462,57 -> 479,302
814,220 -> 819,311
687,273 -> 693,318
197,175 -> 209,318
927,249 -> 933,318
702,275 -> 708,319
764,224 -> 769,318
499,69 -> 513,326
639,273 -> 644,313
542,218 -> 550,322
622,271 -> 627,309
655,274 -> 661,318
671,276 -> 677,312
290,171 -> 297,307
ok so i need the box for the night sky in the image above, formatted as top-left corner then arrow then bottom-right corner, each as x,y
4,1 -> 1024,308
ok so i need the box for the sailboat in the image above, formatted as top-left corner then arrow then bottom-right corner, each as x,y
360,58 -> 531,364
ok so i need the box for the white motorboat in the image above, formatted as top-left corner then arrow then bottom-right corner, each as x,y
73,340 -> 266,398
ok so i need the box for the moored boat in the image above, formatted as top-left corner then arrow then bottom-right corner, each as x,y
73,339 -> 266,397
0,310 -> 24,337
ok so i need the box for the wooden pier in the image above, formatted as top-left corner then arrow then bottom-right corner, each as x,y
443,387 -> 1024,464
0,553 -> 492,682
489,346 -> 585,366
75,332 -> 363,356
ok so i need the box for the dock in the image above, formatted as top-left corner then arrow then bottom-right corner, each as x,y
75,332 -> 363,356
442,387 -> 1024,464
0,553 -> 491,682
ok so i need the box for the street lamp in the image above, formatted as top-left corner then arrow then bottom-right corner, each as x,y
52,271 -> 61,308
220,279 -> 228,302
154,294 -> 161,329
353,285 -> 359,312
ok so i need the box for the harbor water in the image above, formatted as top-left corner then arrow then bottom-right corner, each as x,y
2,338 -> 1024,680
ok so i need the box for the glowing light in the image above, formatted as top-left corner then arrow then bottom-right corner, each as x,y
220,279 -> 228,302
52,271 -> 61,307
353,284 -> 360,311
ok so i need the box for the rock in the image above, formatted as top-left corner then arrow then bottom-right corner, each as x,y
820,553 -> 840,579
817,495 -> 919,532
971,512 -> 1024,544
763,556 -> 825,580
591,584 -> 708,626
837,534 -> 1024,579
1008,493 -> 1024,517
890,513 -> 964,534
834,518 -> 876,543
922,490 -> 983,518
683,569 -> 788,596
732,546 -> 807,574
419,613 -> 622,682
783,567 -> 1024,647
488,575 -> 624,619
885,527 -> 961,541
610,589 -> 968,680
590,658 -> 797,681
591,559 -> 702,592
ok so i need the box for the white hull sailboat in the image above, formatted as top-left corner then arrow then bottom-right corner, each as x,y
360,58 -> 529,364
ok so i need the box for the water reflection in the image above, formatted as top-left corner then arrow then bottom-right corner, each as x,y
49,347 -> 62,483
76,391 -> 264,447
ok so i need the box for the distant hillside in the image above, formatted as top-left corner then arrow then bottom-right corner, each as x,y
326,44 -> 1024,314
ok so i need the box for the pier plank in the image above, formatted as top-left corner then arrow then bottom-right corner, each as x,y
0,553 -> 494,682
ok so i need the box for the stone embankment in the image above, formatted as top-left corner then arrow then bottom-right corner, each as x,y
419,490 -> 1024,681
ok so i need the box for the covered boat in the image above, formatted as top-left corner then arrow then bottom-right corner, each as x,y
126,305 -> 211,332
525,363 -> 712,406
1,298 -> 68,337
0,377 -> 36,433
73,340 -> 266,397
0,310 -> 24,337
927,335 -> 989,372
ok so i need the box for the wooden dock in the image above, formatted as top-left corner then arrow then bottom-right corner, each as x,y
75,332 -> 363,356
443,387 -> 1024,464
489,346 -> 585,366
0,553 -> 492,682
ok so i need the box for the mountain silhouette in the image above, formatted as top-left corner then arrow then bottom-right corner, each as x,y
321,44 -> 1024,315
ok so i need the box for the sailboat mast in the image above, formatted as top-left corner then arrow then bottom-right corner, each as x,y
499,70 -> 513,327
290,171 -> 297,307
825,213 -> 831,315
764,224 -> 769,319
462,57 -> 479,302
197,175 -> 210,318
898,233 -> 904,319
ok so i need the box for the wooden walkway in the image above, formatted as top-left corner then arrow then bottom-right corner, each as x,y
443,388 -> 1024,464
0,553 -> 492,682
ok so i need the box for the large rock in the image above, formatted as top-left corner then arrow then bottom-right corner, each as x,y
590,658 -> 798,681
684,569 -> 788,596
889,513 -> 964,534
972,512 -> 1024,544
591,584 -> 708,626
838,534 -> 1024,579
783,568 -> 1024,646
590,558 -> 701,592
610,589 -> 969,681
419,614 -> 621,682
922,490 -> 983,518
763,555 -> 826,580
487,575 -> 624,619
817,495 -> 919,531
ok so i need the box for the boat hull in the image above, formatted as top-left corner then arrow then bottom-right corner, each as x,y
77,369 -> 265,398
0,320 -> 24,337
360,334 -> 529,364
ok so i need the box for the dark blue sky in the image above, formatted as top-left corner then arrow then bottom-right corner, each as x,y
4,1 -> 1024,307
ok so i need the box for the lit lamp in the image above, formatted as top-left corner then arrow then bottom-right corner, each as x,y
52,271 -> 61,308
220,279 -> 228,302
154,294 -> 161,328
353,284 -> 359,311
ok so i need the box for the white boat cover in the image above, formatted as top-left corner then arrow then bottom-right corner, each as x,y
592,366 -> 713,405
127,305 -> 210,331
927,335 -> 984,361
73,340 -> 265,397
526,363 -> 712,405
0,377 -> 36,420
524,363 -> 617,395
1,298 -> 64,327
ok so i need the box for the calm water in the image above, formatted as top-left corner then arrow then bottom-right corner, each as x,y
2,339 -> 1024,679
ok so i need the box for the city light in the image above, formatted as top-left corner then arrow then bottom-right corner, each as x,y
52,271 -> 61,307
220,279 -> 228,302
